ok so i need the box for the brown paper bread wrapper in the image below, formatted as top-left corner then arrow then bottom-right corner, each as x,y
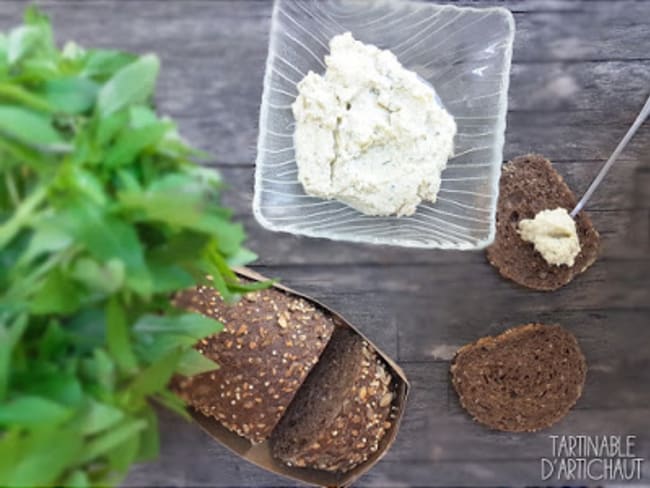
185,267 -> 409,488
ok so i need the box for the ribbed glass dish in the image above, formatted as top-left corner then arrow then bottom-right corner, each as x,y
253,0 -> 515,249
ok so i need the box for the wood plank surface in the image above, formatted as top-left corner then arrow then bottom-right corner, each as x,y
1,0 -> 649,486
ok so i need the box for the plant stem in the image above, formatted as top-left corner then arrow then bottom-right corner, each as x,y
0,83 -> 54,113
0,137 -> 46,171
4,170 -> 20,207
0,184 -> 47,248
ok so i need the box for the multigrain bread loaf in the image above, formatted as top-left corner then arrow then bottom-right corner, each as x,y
172,283 -> 335,444
487,154 -> 600,291
450,324 -> 587,432
271,327 -> 396,473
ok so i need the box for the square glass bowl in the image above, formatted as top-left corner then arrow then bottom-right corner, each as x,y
253,0 -> 515,249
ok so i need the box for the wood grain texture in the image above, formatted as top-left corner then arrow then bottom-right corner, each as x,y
1,0 -> 649,486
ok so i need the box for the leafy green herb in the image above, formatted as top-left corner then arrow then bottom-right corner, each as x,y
0,7 -> 259,486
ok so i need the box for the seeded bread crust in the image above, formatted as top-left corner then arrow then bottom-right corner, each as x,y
450,324 -> 587,432
172,284 -> 335,444
271,328 -> 396,473
486,154 -> 600,291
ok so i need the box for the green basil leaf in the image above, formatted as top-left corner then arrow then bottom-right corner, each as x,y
66,307 -> 105,354
176,348 -> 218,377
7,25 -> 42,65
94,108 -> 128,146
126,349 -> 183,399
79,418 -> 147,464
105,297 -> 138,375
0,314 -> 27,400
1,427 -> 83,487
0,430 -> 21,484
58,202 -> 151,296
148,263 -> 194,294
118,175 -> 204,225
153,389 -> 190,421
134,313 -> 222,340
97,54 -> 159,117
39,77 -> 99,114
62,470 -> 89,488
147,231 -> 210,266
82,49 -> 137,81
71,257 -> 125,294
79,349 -> 115,393
104,121 -> 169,168
57,165 -> 109,207
0,395 -> 73,427
136,406 -> 160,462
227,247 -> 258,267
36,320 -> 71,359
26,375 -> 83,408
17,219 -> 72,268
107,424 -> 141,472
17,58 -> 61,82
61,40 -> 85,63
203,217 -> 246,255
30,268 -> 84,315
135,334 -> 195,365
0,106 -> 65,148
129,105 -> 158,128
119,178 -> 245,254
23,6 -> 52,33
80,400 -> 125,436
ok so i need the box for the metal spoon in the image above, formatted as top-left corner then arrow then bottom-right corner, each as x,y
571,93 -> 650,217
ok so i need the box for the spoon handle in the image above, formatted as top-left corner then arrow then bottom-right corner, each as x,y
571,93 -> 650,217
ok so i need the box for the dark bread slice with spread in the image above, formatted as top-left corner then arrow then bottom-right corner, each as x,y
486,154 -> 600,291
172,284 -> 335,444
271,327 -> 396,473
450,324 -> 587,432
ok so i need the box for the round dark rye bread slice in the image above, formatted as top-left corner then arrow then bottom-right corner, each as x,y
450,324 -> 587,432
486,154 -> 600,291
172,284 -> 335,444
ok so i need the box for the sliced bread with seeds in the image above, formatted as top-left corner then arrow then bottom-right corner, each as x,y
270,327 -> 396,473
172,283 -> 335,444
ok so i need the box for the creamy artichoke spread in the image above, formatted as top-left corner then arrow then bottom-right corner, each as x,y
518,208 -> 581,267
292,33 -> 456,217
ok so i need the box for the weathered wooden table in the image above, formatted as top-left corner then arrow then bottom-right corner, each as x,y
3,0 -> 649,485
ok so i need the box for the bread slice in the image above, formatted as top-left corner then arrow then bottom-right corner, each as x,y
486,154 -> 600,291
271,327 -> 395,473
172,284 -> 335,444
450,324 -> 587,432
